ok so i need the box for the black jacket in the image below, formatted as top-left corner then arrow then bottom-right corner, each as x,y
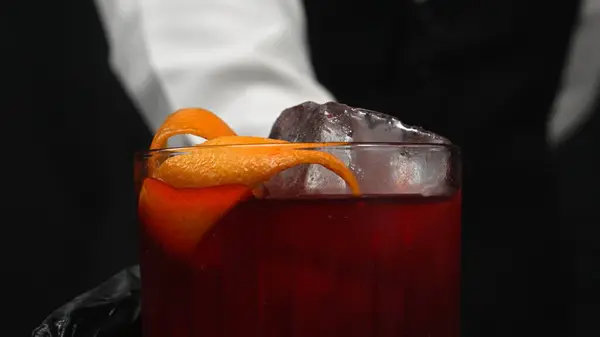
1,0 -> 151,333
304,1 -> 580,336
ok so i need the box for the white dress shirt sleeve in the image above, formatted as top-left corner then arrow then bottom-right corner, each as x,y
136,0 -> 335,144
548,0 -> 600,145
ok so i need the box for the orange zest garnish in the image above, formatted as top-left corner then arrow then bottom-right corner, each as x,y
139,107 -> 361,263
190,136 -> 353,199
139,179 -> 251,260
150,108 -> 236,150
200,136 -> 288,146
154,145 -> 360,195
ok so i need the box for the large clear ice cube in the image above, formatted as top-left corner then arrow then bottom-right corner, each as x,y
266,102 -> 454,196
269,101 -> 450,144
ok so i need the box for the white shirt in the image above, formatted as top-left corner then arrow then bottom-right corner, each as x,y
95,0 -> 333,147
96,0 -> 599,146
548,0 -> 600,146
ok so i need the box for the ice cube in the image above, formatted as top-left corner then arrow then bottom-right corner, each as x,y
266,102 -> 454,196
269,101 -> 450,144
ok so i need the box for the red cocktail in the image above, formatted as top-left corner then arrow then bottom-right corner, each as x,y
137,108 -> 461,337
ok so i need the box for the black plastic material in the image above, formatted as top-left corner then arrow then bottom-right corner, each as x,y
31,266 -> 142,337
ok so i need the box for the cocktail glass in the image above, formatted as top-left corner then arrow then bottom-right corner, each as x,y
136,143 -> 461,337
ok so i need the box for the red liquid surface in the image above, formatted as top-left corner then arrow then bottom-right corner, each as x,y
140,188 -> 461,337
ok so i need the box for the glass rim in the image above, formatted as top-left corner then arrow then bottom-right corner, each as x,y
137,142 -> 459,158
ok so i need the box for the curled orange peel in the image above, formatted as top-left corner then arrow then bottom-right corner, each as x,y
139,107 -> 361,261
150,107 -> 236,150
200,136 -> 288,146
139,179 -> 250,260
154,145 -> 360,195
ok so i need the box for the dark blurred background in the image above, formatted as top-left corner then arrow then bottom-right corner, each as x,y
2,0 -> 599,336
